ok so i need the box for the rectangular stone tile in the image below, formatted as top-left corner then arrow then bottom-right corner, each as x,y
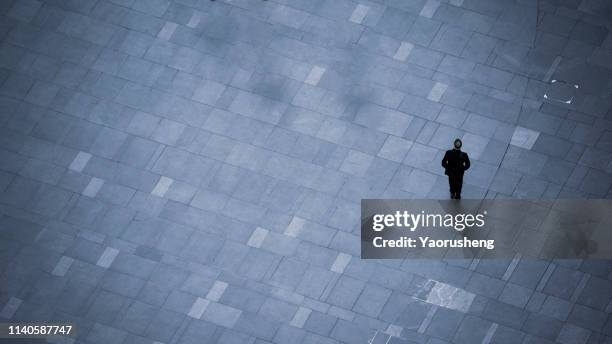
290,306 -> 312,328
353,283 -> 392,318
420,0 -> 441,18
423,281 -> 475,313
0,297 -> 22,319
349,4 -> 369,24
83,177 -> 104,198
151,176 -> 173,197
202,302 -> 242,328
399,94 -> 443,121
204,280 -> 228,302
393,42 -> 415,61
246,227 -> 269,248
96,247 -> 119,268
187,297 -> 209,319
52,256 -> 74,277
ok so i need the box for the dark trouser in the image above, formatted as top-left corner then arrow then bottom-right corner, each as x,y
448,172 -> 463,196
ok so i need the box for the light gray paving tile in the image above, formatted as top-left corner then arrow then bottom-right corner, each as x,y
393,42 -> 414,61
305,66 -> 326,86
424,281 -> 475,313
510,126 -> 540,150
202,302 -> 242,328
290,306 -> 312,328
151,176 -> 173,197
246,227 -> 269,248
330,253 -> 352,274
427,82 -> 448,102
157,22 -> 177,40
420,0 -> 441,18
206,280 -> 229,302
52,256 -> 74,277
186,10 -> 203,28
284,216 -> 305,237
96,246 -> 119,268
83,177 -> 105,198
69,151 -> 92,172
0,297 -> 22,319
349,4 -> 370,24
378,136 -> 413,163
187,297 -> 209,319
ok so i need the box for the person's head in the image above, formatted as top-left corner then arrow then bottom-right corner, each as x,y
453,138 -> 462,149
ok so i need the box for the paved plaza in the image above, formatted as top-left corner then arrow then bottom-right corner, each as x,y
1,0 -> 612,343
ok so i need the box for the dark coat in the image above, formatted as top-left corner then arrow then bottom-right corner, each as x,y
442,149 -> 470,175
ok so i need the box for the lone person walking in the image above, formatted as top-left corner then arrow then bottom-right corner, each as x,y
442,139 -> 470,199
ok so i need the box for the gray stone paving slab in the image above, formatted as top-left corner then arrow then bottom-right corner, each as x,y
0,0 -> 611,343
